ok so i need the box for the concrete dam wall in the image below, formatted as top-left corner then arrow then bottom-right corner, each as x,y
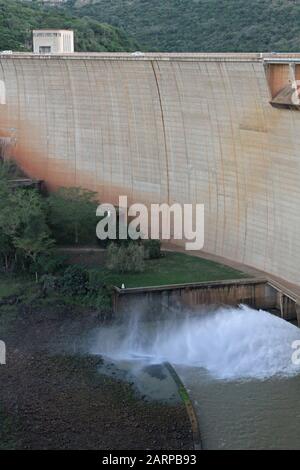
0,52 -> 300,285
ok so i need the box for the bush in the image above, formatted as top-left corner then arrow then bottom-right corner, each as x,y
40,274 -> 58,295
143,239 -> 161,259
59,265 -> 89,296
94,286 -> 113,311
106,242 -> 145,273
87,269 -> 107,293
48,187 -> 98,245
39,264 -> 114,311
35,253 -> 67,275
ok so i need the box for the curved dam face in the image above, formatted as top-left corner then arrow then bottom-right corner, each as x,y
1,52 -> 300,285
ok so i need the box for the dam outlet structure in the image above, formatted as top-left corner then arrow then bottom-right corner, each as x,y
1,52 -> 300,286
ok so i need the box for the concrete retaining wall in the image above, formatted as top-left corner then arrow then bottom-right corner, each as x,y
112,278 -> 278,316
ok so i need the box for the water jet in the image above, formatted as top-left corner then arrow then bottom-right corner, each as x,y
92,304 -> 300,449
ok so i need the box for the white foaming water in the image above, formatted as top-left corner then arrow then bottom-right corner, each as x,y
92,305 -> 300,380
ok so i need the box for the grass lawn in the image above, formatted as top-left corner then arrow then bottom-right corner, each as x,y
93,252 -> 248,288
0,252 -> 248,305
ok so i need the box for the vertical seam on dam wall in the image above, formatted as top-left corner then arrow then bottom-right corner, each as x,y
220,62 -> 241,259
12,59 -> 22,156
42,61 -> 50,172
84,59 -> 98,191
173,62 -> 192,202
206,62 -> 226,254
60,60 -> 70,183
0,59 -> 7,149
252,62 -> 269,272
151,60 -> 170,204
64,60 -> 78,184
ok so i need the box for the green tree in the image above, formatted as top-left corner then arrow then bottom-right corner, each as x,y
48,187 -> 98,245
71,0 -> 300,53
13,214 -> 54,282
0,232 -> 13,272
0,163 -> 19,270
0,162 -> 54,274
0,0 -> 139,52
59,264 -> 89,296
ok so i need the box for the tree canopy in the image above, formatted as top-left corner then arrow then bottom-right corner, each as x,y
67,0 -> 300,52
0,0 -> 139,52
48,187 -> 98,245
0,162 -> 54,275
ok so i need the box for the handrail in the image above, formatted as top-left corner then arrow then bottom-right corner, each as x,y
267,279 -> 300,304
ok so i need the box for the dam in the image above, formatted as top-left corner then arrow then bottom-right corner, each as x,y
1,52 -> 300,286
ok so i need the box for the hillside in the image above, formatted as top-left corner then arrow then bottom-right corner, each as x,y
67,0 -> 300,52
0,0 -> 139,52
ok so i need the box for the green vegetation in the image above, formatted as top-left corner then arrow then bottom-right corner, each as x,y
61,249 -> 242,298
48,187 -> 98,245
0,407 -> 18,450
68,0 -> 300,52
0,250 -> 247,314
0,275 -> 29,299
11,0 -> 300,53
0,159 -> 246,311
0,0 -> 139,52
106,242 -> 145,274
0,160 -> 98,277
88,251 -> 247,289
0,162 -> 54,279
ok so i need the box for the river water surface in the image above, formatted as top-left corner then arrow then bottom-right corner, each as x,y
92,305 -> 300,449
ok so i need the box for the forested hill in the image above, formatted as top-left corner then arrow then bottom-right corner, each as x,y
68,0 -> 300,52
0,0 -> 139,52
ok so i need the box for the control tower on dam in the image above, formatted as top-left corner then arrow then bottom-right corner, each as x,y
0,52 -> 300,285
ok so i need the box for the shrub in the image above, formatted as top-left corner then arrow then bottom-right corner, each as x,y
48,187 -> 98,245
40,274 -> 58,295
59,265 -> 89,296
143,239 -> 161,259
35,253 -> 67,275
106,242 -> 145,273
87,269 -> 107,293
94,287 -> 113,311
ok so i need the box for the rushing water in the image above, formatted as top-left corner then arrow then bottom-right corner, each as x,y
92,305 -> 300,449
